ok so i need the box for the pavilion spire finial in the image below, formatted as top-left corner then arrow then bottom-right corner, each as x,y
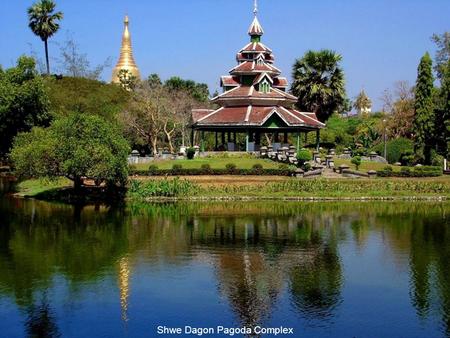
248,0 -> 264,39
253,0 -> 258,16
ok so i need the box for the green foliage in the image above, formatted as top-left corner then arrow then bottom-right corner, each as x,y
164,77 -> 210,102
225,163 -> 237,174
45,76 -> 129,120
148,164 -> 158,175
11,114 -> 130,189
129,167 -> 295,177
400,151 -> 415,166
200,163 -> 212,174
291,50 -> 348,122
377,166 -> 442,177
186,147 -> 196,160
351,156 -> 362,170
251,163 -> 263,175
413,53 -> 435,164
128,178 -> 197,198
297,149 -> 312,166
372,137 -> 413,164
171,164 -> 183,175
0,56 -> 50,156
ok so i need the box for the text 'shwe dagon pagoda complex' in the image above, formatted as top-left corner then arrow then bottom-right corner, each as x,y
192,0 -> 324,152
112,15 -> 141,83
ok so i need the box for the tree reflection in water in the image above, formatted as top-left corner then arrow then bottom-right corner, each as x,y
0,193 -> 449,337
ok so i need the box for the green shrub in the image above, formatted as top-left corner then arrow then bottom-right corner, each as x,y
296,149 -> 312,166
431,151 -> 444,167
148,164 -> 159,175
186,147 -> 196,160
372,137 -> 413,164
377,166 -> 442,177
200,163 -> 212,174
171,164 -> 183,175
225,163 -> 237,174
128,178 -> 197,198
400,150 -> 415,166
251,163 -> 264,175
351,156 -> 362,170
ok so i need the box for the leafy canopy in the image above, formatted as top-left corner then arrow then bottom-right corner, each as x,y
413,52 -> 434,164
0,56 -> 50,156
11,114 -> 130,188
291,50 -> 348,122
27,0 -> 63,42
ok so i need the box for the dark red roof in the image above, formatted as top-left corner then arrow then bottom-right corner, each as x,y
194,105 -> 324,128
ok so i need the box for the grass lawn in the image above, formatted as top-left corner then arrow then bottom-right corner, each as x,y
133,156 -> 282,170
334,158 -> 402,172
15,177 -> 72,197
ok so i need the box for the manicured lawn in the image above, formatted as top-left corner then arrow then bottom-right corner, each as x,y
133,156 -> 282,170
15,177 -> 72,197
334,158 -> 402,172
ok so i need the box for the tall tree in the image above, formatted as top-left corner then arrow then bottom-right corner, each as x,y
27,0 -> 63,75
291,50 -> 347,122
437,61 -> 450,157
353,89 -> 372,116
0,56 -> 50,156
431,32 -> 450,79
413,53 -> 435,164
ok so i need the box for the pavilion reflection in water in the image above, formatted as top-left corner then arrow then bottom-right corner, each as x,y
0,198 -> 449,337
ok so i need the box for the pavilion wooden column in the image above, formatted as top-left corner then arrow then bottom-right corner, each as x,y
215,132 -> 218,150
201,131 -> 205,153
315,130 -> 320,151
245,132 -> 250,152
296,132 -> 301,152
221,132 -> 226,148
190,129 -> 194,147
284,132 -> 288,144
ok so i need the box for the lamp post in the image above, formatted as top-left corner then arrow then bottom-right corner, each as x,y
383,119 -> 387,159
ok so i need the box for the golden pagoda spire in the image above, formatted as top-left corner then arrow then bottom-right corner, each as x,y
112,15 -> 141,83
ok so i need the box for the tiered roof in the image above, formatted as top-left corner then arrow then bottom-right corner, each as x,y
192,6 -> 324,130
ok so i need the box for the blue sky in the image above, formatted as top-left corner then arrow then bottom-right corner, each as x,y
1,0 -> 449,110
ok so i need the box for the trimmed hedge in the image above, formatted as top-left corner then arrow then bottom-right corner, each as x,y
129,167 -> 295,176
377,166 -> 443,177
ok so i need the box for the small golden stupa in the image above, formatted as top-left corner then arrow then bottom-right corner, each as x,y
111,15 -> 141,83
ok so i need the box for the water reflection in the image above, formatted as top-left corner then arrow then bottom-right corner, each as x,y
0,195 -> 449,337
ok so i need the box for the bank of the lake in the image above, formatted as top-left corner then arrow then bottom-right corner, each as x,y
12,175 -> 449,202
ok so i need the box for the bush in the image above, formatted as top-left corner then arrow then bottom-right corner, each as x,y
297,149 -> 312,166
251,163 -> 264,175
129,167 -> 295,177
200,163 -> 212,174
186,147 -> 196,160
372,137 -> 413,164
148,164 -> 159,175
377,166 -> 442,177
225,163 -> 237,174
351,156 -> 362,170
171,164 -> 183,175
400,150 -> 415,166
431,151 -> 444,167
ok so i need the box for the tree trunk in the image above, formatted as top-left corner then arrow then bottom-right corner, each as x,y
264,133 -> 272,146
73,176 -> 83,192
151,136 -> 158,156
44,39 -> 50,75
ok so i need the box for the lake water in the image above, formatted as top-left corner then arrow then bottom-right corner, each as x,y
0,179 -> 449,337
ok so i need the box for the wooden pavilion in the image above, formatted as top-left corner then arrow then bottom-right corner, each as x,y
191,2 -> 324,152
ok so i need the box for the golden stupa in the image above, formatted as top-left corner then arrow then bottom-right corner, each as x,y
112,15 -> 141,83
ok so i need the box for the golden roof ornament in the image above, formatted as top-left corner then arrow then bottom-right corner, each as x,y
112,15 -> 141,83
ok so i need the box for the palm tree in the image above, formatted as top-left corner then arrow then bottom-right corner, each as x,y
291,50 -> 347,122
27,0 -> 63,75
